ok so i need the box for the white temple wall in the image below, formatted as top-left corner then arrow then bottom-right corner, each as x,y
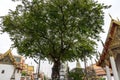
0,64 -> 21,80
0,64 -> 14,80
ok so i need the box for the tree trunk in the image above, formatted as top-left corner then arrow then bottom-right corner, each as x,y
51,60 -> 61,80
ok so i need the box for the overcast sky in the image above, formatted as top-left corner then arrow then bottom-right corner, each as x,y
0,0 -> 120,77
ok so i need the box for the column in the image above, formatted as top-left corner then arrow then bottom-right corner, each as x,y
110,56 -> 119,80
105,65 -> 111,80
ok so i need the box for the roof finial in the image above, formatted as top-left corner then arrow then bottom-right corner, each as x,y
10,46 -> 13,50
109,14 -> 113,20
117,17 -> 120,21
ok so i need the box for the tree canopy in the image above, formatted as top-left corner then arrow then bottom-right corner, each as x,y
1,0 -> 110,79
1,0 -> 109,64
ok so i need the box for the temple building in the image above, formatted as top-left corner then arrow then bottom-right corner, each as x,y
21,64 -> 34,80
0,49 -> 34,80
97,18 -> 120,80
0,49 -> 24,80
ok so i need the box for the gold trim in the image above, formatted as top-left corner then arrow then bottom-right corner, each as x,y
0,49 -> 17,67
97,19 -> 120,66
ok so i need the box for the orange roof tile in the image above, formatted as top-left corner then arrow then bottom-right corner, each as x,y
90,64 -> 112,76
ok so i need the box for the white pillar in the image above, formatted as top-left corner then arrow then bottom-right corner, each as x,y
106,65 -> 112,80
110,56 -> 119,80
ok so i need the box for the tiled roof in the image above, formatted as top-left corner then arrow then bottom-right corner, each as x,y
93,64 -> 106,76
0,49 -> 24,70
97,19 -> 120,67
90,64 -> 112,76
0,49 -> 17,67
0,50 -> 34,73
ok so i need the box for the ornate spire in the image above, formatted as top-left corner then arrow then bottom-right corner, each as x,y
76,60 -> 81,68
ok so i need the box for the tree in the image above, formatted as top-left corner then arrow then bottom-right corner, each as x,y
1,0 -> 110,79
68,68 -> 85,80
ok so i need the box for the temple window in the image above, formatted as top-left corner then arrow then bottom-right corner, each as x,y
1,70 -> 5,74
